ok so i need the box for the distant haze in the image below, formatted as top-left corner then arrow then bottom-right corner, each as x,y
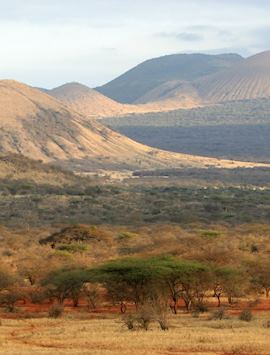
0,0 -> 269,88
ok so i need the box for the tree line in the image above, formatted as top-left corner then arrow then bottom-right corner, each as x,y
1,255 -> 269,326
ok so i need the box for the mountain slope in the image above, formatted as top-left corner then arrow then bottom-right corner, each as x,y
96,53 -> 243,103
135,80 -> 202,105
0,154 -> 79,186
0,80 -> 267,171
144,51 -> 270,105
197,51 -> 270,103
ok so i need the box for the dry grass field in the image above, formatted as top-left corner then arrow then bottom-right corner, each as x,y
1,313 -> 270,355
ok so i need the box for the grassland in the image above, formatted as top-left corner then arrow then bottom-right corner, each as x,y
1,313 -> 270,354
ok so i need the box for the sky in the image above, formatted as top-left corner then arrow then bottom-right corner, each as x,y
0,0 -> 269,88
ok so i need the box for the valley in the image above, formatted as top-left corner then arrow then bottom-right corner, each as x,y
1,45 -> 270,355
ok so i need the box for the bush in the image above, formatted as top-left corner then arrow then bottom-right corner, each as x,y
48,305 -> 64,318
122,313 -> 135,330
200,230 -> 221,240
0,288 -> 23,312
117,232 -> 137,240
239,309 -> 253,322
194,303 -> 208,313
122,309 -> 153,331
192,311 -> 200,318
122,303 -> 169,331
56,243 -> 88,253
0,270 -> 14,290
209,308 -> 226,320
29,288 -> 47,304
250,244 -> 259,253
136,306 -> 153,331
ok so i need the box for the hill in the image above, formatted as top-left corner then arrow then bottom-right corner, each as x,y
0,154 -> 79,186
96,53 -> 243,103
48,82 -> 136,118
143,51 -> 270,105
48,82 -> 200,118
0,79 -> 263,171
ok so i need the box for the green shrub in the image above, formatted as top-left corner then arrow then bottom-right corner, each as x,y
200,230 -> 221,240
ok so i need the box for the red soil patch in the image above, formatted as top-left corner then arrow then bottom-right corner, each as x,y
1,296 -> 269,319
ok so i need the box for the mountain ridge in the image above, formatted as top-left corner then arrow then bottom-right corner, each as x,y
139,51 -> 270,105
96,53 -> 244,103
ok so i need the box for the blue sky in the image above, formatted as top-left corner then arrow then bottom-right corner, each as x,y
0,0 -> 269,88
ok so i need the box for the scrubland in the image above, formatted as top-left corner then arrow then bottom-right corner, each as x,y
1,222 -> 270,354
1,156 -> 270,354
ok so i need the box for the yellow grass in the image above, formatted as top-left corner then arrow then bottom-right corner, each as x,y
0,313 -> 270,354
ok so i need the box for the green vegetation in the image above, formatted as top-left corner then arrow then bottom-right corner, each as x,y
1,182 -> 270,227
105,98 -> 270,128
42,268 -> 91,305
0,253 -> 268,326
104,98 -> 270,162
200,230 -> 221,240
133,167 -> 270,185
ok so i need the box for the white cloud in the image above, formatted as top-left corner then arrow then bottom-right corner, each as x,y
0,0 -> 269,87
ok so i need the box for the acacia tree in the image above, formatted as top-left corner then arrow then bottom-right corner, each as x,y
156,257 -> 210,313
16,248 -> 69,286
92,257 -> 168,312
247,258 -> 270,298
211,266 -> 246,307
93,256 -> 212,318
42,268 -> 90,305
82,283 -> 100,311
93,257 -> 172,330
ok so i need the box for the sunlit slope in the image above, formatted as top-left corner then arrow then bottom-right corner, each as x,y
0,80 -> 267,171
142,51 -> 270,105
